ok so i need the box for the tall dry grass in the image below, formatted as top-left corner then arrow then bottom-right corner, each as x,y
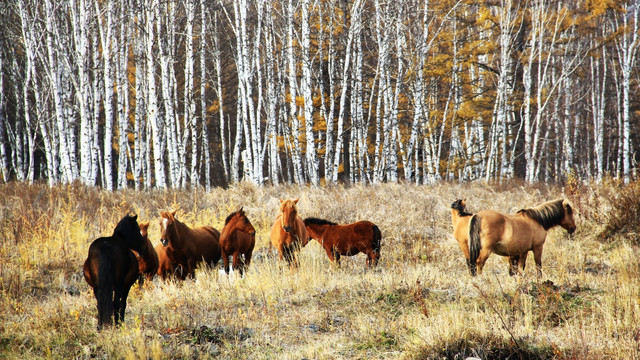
0,180 -> 638,359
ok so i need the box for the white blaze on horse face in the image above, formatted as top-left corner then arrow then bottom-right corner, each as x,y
161,218 -> 169,235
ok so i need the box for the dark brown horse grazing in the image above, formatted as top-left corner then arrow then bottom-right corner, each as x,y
219,208 -> 256,276
270,198 -> 308,268
154,242 -> 174,280
303,218 -> 382,268
159,211 -> 221,279
83,214 -> 146,329
132,221 -> 159,284
450,199 -> 475,272
468,199 -> 577,276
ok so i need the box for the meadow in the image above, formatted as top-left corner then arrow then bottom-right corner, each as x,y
0,180 -> 638,359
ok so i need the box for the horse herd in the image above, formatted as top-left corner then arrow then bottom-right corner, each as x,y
83,196 -> 576,329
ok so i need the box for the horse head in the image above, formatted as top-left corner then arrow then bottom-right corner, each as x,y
451,199 -> 467,213
139,221 -> 150,239
114,214 -> 147,256
279,198 -> 299,233
159,210 -> 177,246
560,199 -> 577,234
225,207 -> 256,238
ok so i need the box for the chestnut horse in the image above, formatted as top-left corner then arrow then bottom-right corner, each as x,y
270,198 -> 308,268
219,208 -> 256,276
159,211 -> 221,279
468,198 -> 577,276
450,199 -> 474,273
304,218 -> 382,268
133,221 -> 159,284
154,243 -> 174,280
83,214 -> 146,329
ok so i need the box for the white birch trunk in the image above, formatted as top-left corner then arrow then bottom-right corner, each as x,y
301,0 -> 318,185
332,0 -> 364,183
95,0 -> 115,188
200,0 -> 211,189
146,0 -> 166,188
286,0 -> 304,183
116,12 -> 130,189
184,0 -> 198,187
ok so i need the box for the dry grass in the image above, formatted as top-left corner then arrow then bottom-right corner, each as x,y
0,180 -> 639,359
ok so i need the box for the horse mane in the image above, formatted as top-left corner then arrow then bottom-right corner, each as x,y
517,199 -> 567,230
114,214 -> 139,238
225,211 -> 238,225
451,200 -> 472,217
303,217 -> 337,226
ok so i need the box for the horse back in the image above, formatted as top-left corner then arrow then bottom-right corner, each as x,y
189,226 -> 221,263
326,221 -> 376,254
84,236 -> 140,288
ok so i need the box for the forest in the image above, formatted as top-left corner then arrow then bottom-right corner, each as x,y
0,0 -> 638,189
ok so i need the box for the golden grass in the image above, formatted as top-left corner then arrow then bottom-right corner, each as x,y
0,180 -> 639,359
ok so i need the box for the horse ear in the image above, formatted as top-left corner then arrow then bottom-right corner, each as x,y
279,199 -> 284,204
239,206 -> 244,213
171,210 -> 177,218
294,198 -> 299,204
132,214 -> 138,221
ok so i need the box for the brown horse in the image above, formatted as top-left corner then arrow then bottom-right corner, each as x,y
303,217 -> 382,268
132,221 -> 159,284
468,198 -> 577,276
219,208 -> 256,276
159,210 -> 221,279
154,242 -> 174,280
450,199 -> 475,272
270,198 -> 308,268
83,214 -> 146,329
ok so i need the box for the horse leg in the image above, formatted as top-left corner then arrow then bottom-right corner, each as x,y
118,287 -> 132,325
232,252 -> 242,276
113,288 -> 122,325
475,248 -> 492,275
222,250 -> 230,274
518,252 -> 529,274
366,250 -> 379,268
244,250 -> 253,272
532,245 -> 543,276
509,256 -> 520,276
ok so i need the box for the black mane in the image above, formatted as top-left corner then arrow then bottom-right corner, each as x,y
303,217 -> 338,226
517,199 -> 566,230
451,200 -> 473,217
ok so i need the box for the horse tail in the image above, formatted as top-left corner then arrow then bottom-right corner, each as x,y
95,251 -> 115,327
468,214 -> 482,276
372,224 -> 382,254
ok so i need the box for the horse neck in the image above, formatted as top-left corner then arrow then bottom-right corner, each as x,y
306,223 -> 327,241
451,209 -> 459,227
168,218 -> 189,247
220,220 -> 238,243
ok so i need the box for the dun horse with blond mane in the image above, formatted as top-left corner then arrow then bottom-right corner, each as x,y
468,199 -> 576,276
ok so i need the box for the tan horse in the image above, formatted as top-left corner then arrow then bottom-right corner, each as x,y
450,199 -> 474,272
270,198 -> 308,268
219,208 -> 256,276
468,199 -> 577,276
132,221 -> 159,283
159,211 -> 221,279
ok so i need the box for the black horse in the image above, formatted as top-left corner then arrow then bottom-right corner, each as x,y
83,214 -> 147,329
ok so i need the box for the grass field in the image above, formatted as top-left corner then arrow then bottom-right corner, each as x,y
0,180 -> 638,359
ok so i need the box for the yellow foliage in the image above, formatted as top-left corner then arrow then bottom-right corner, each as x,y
207,100 -> 220,113
295,95 -> 305,107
